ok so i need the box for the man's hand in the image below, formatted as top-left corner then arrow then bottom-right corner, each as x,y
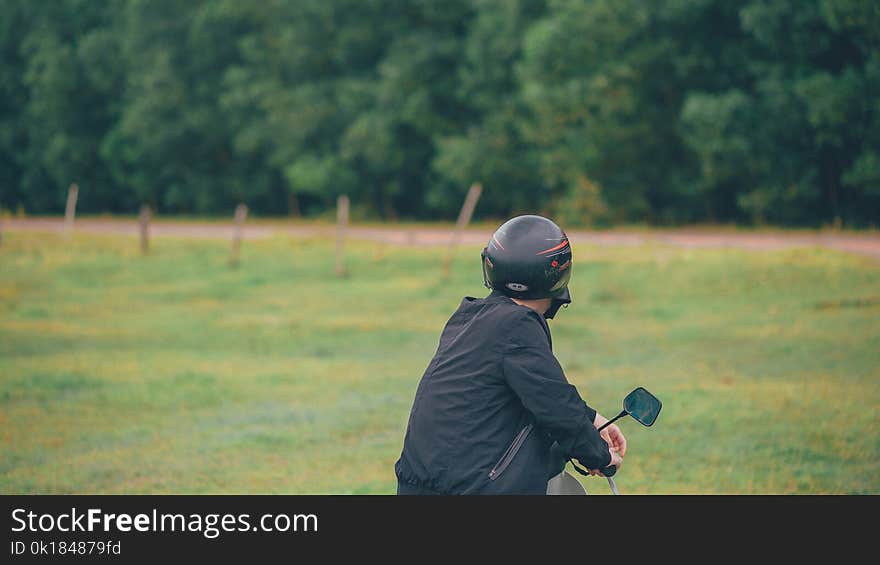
599,423 -> 627,456
592,412 -> 627,456
590,412 -> 627,476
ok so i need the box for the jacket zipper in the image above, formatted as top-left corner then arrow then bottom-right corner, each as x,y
488,424 -> 534,481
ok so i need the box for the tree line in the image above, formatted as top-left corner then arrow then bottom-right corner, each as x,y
1,0 -> 878,227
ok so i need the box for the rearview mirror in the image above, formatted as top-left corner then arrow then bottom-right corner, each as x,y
623,387 -> 662,427
596,386 -> 663,432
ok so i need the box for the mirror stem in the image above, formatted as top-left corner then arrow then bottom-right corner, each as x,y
597,410 -> 628,432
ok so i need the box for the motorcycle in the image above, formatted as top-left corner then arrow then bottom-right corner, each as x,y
546,386 -> 662,495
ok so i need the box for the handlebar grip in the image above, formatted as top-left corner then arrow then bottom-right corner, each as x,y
601,465 -> 617,477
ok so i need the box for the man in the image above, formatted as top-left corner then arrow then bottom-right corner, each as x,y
395,215 -> 626,495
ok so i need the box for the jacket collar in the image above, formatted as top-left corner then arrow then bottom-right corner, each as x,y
485,290 -> 553,347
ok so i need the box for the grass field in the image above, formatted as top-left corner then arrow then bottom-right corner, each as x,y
1,230 -> 878,494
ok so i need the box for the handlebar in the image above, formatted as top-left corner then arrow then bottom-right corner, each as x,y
568,459 -> 617,477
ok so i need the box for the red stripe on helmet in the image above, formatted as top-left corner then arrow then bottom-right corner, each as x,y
492,236 -> 505,250
536,240 -> 569,255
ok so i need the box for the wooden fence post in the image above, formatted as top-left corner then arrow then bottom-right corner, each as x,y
64,183 -> 79,238
443,183 -> 483,278
139,204 -> 151,255
336,195 -> 350,277
229,203 -> 248,268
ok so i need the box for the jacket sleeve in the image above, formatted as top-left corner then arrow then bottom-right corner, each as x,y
501,312 -> 613,470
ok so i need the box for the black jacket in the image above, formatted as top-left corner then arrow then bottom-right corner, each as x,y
395,290 -> 612,494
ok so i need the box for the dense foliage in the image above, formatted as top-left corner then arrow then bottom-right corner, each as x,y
2,0 -> 878,226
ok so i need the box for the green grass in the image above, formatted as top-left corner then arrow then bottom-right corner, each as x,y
1,231 -> 878,494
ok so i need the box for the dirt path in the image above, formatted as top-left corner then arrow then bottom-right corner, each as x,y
5,217 -> 880,261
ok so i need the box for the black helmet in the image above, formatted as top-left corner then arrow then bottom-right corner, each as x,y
481,215 -> 572,319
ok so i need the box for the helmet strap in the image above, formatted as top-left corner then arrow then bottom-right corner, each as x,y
544,296 -> 569,319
